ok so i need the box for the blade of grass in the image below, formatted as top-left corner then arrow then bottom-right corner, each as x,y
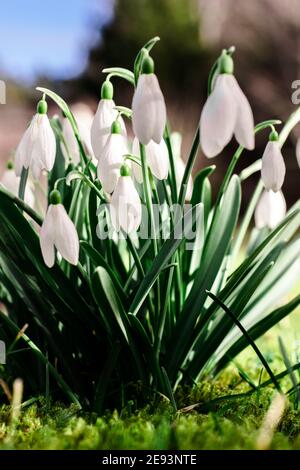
206,290 -> 281,391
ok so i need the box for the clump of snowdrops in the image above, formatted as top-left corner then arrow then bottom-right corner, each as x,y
1,38 -> 300,411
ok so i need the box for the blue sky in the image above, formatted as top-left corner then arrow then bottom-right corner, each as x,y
0,0 -> 114,83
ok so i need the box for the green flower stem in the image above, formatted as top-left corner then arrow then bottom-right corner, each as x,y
124,232 -> 145,279
133,36 -> 160,84
178,128 -> 200,208
0,185 -> 42,225
230,179 -> 264,271
68,171 -> 107,203
279,106 -> 300,147
140,144 -> 158,255
140,143 -> 160,318
125,232 -> 156,323
154,265 -> 175,358
164,124 -> 178,203
176,129 -> 201,311
18,167 -> 29,201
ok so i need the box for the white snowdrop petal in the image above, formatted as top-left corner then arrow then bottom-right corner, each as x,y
149,75 -> 167,144
31,157 -> 44,180
52,205 -> 79,265
38,115 -> 56,171
230,75 -> 255,150
40,205 -> 55,267
110,176 -> 142,233
131,137 -> 143,184
91,100 -> 127,160
146,139 -> 169,180
97,133 -> 128,193
1,169 -> 20,195
15,113 -> 56,180
175,156 -> 193,201
1,169 -> 35,206
14,116 -> 37,176
200,74 -> 237,158
132,74 -> 157,145
40,234 -> 55,268
261,141 -> 286,192
91,100 -> 115,159
255,189 -> 286,229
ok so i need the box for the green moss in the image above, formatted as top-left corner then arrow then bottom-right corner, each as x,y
1,309 -> 300,450
0,382 -> 300,450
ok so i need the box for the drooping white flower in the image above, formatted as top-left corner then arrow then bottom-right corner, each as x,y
61,103 -> 94,164
15,100 -> 56,180
1,164 -> 34,206
255,189 -> 286,230
110,165 -> 142,233
146,139 -> 169,180
200,53 -> 254,158
132,55 -> 166,145
40,190 -> 79,268
97,121 -> 128,193
261,136 -> 286,192
171,132 -> 193,201
91,81 -> 126,160
131,136 -> 169,182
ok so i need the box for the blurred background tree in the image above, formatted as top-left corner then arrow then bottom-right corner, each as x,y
73,0 -> 209,96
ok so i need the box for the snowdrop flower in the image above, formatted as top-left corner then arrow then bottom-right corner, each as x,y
97,120 -> 128,193
200,51 -> 254,158
131,136 -> 169,182
61,103 -> 94,165
110,164 -> 142,233
255,189 -> 286,230
1,162 -> 34,206
132,54 -> 166,145
15,99 -> 56,180
171,132 -> 193,201
40,190 -> 79,268
91,80 -> 126,160
261,131 -> 286,192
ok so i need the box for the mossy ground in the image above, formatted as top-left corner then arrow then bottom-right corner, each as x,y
1,309 -> 300,450
1,376 -> 300,450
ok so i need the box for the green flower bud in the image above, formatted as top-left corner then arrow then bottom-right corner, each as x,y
37,99 -> 48,114
142,55 -> 155,74
7,160 -> 14,170
219,51 -> 234,74
50,189 -> 61,205
269,130 -> 279,142
101,80 -> 114,100
120,164 -> 131,177
111,120 -> 122,134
